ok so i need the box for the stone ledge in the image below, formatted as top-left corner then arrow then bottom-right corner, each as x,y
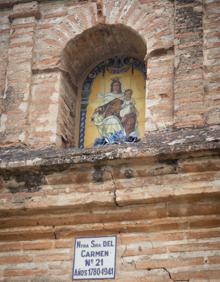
0,126 -> 220,171
8,1 -> 41,21
1,178 -> 219,216
9,9 -> 41,21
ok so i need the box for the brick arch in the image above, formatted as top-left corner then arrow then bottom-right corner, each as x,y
61,23 -> 147,87
33,0 -> 173,73
103,0 -> 174,54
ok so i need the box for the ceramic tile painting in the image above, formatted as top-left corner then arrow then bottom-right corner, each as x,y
80,57 -> 146,148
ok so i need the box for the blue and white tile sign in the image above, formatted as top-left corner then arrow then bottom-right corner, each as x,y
72,236 -> 117,280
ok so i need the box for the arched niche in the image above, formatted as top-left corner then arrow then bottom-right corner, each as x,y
60,24 -> 147,148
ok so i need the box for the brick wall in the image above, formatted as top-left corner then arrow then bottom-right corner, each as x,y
0,1 -> 220,281
0,8 -> 10,138
1,227 -> 220,281
203,0 -> 220,125
0,1 -> 39,145
0,131 -> 220,281
0,0 -> 219,148
57,72 -> 77,147
2,0 -> 219,148
28,71 -> 61,146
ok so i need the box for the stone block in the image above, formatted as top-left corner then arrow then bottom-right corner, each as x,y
9,1 -> 41,22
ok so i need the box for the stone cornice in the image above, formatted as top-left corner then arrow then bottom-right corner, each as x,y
0,125 -> 220,172
8,9 -> 41,21
7,0 -> 41,21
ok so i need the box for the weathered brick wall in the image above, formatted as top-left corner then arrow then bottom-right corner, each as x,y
1,227 -> 220,281
0,0 -> 219,148
0,1 -> 220,281
0,127 -> 220,281
203,0 -> 220,125
0,8 -> 10,139
3,0 -> 219,148
0,2 -> 39,145
146,52 -> 174,131
174,0 -> 204,128
0,9 -> 10,102
57,72 -> 77,147
28,71 -> 61,146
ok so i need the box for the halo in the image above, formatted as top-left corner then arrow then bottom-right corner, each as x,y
111,77 -> 121,83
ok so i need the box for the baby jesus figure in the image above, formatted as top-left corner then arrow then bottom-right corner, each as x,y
120,89 -> 138,137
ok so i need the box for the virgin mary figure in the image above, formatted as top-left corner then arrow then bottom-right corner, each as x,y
91,78 -> 124,139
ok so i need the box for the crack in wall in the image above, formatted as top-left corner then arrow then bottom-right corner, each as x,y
132,258 -> 189,282
120,244 -> 127,267
53,225 -> 57,240
113,189 -> 119,207
109,169 -> 120,207
145,267 -> 189,282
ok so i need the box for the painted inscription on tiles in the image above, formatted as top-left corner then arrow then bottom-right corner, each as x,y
79,57 -> 146,148
73,236 -> 116,280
